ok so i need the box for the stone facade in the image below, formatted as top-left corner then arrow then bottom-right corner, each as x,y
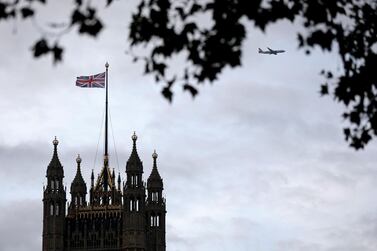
42,134 -> 166,251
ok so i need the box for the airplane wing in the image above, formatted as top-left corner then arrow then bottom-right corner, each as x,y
267,47 -> 273,52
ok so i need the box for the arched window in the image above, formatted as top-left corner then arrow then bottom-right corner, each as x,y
157,215 -> 160,227
50,204 -> 54,215
131,175 -> 138,186
51,180 -> 54,190
152,192 -> 158,201
56,204 -> 59,215
79,196 -> 82,205
55,180 -> 59,191
136,199 -> 139,211
129,200 -> 133,211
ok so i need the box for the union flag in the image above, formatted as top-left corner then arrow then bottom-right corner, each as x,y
76,72 -> 105,88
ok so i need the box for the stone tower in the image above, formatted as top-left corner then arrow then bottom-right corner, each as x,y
122,132 -> 147,250
42,137 -> 67,251
146,150 -> 166,251
69,154 -> 87,210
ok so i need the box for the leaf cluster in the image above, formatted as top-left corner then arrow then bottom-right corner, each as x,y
0,0 -> 108,62
128,0 -> 377,149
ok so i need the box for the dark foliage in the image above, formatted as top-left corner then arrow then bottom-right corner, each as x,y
31,39 -> 63,63
0,0 -> 376,149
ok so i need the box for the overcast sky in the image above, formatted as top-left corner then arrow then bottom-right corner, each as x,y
1,1 -> 377,251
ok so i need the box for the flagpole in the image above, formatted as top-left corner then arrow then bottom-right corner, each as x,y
104,62 -> 109,197
105,62 -> 109,159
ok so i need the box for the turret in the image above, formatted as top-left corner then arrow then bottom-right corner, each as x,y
122,132 -> 146,250
147,150 -> 164,202
42,137 -> 66,251
69,154 -> 87,209
126,132 -> 143,187
146,150 -> 166,251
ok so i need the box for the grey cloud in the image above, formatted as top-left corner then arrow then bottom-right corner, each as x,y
0,199 -> 41,251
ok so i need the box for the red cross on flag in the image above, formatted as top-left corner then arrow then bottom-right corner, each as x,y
76,72 -> 105,88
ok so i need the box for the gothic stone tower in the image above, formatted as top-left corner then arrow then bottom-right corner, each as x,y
122,132 -> 147,250
42,133 -> 167,251
146,150 -> 166,251
42,137 -> 67,251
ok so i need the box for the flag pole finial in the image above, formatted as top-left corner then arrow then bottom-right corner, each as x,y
105,62 -> 109,68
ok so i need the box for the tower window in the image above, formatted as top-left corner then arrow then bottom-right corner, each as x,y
56,204 -> 59,215
151,214 -> 159,227
50,204 -> 54,216
55,180 -> 59,191
131,175 -> 138,186
136,199 -> 139,211
152,192 -> 158,201
51,180 -> 54,190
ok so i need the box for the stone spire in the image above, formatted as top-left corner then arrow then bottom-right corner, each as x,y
147,150 -> 163,189
91,169 -> 94,188
70,154 -> 87,194
47,136 -> 64,177
117,172 -> 121,190
126,132 -> 143,172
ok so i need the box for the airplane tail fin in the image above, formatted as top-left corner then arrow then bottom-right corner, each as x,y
258,48 -> 262,53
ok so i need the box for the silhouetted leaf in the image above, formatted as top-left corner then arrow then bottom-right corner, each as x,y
21,7 -> 34,19
175,7 -> 185,19
32,39 -> 50,57
183,22 -> 197,34
0,4 -> 6,18
52,44 -> 63,64
326,71 -> 333,79
106,0 -> 113,7
190,3 -> 201,14
350,111 -> 360,125
320,84 -> 328,96
344,128 -> 350,140
183,84 -> 198,97
166,76 -> 176,87
361,130 -> 371,145
71,9 -> 85,24
153,62 -> 166,76
161,86 -> 173,103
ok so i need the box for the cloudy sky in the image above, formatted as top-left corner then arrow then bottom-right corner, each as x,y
1,1 -> 377,251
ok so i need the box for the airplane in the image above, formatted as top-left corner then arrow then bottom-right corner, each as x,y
258,47 -> 285,55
